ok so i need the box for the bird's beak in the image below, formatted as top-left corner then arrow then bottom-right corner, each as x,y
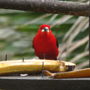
41,27 -> 49,32
44,28 -> 47,32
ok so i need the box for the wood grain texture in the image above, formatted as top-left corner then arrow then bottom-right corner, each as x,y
0,0 -> 89,16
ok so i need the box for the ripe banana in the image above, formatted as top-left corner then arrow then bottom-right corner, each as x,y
0,59 -> 75,75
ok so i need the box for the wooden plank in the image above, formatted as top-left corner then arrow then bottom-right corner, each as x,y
0,76 -> 90,90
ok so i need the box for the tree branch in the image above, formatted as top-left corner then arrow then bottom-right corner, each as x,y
0,0 -> 89,16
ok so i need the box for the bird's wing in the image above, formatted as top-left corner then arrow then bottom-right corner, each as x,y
32,38 -> 35,49
56,39 -> 59,48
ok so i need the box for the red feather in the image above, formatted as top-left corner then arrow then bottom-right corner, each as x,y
33,24 -> 59,60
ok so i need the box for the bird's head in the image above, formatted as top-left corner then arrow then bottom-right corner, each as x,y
38,24 -> 51,34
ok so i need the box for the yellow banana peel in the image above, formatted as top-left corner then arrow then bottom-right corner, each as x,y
0,59 -> 75,75
43,68 -> 90,78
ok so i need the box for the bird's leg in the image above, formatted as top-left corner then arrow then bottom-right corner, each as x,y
41,62 -> 44,77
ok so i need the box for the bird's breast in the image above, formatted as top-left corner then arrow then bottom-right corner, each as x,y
34,34 -> 58,54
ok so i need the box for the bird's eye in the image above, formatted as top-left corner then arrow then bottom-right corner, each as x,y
45,27 -> 49,30
45,27 -> 49,32
41,27 -> 50,32
41,29 -> 45,32
46,29 -> 49,32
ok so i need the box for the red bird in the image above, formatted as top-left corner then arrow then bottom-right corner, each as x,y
33,24 -> 59,60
